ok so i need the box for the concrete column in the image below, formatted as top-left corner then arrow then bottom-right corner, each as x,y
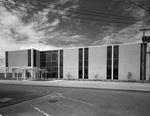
4,68 -> 7,78
22,70 -> 24,79
12,69 -> 15,78
30,70 -> 34,79
16,69 -> 18,80
24,70 -> 26,80
111,45 -> 114,80
46,72 -> 47,78
83,48 -> 84,80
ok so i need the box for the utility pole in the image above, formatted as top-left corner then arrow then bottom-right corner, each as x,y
140,28 -> 150,82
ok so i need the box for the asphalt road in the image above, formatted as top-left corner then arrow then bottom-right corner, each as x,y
0,84 -> 150,116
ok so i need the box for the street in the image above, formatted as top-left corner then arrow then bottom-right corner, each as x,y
0,84 -> 150,116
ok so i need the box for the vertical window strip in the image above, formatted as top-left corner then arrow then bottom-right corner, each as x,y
60,50 -> 63,78
113,46 -> 119,80
84,48 -> 88,79
5,51 -> 8,67
28,49 -> 31,67
34,50 -> 36,67
140,43 -> 147,80
107,46 -> 112,79
79,48 -> 83,79
44,50 -> 58,78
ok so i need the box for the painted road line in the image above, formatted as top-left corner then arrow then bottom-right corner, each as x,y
60,95 -> 96,107
53,92 -> 97,107
0,93 -> 54,113
56,93 -> 125,115
33,106 -> 51,116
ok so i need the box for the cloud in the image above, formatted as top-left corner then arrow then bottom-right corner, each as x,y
122,0 -> 149,19
0,0 -> 80,72
57,0 -> 78,5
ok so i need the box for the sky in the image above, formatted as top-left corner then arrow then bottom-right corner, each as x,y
0,0 -> 150,72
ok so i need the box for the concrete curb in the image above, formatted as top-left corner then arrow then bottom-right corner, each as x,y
0,80 -> 150,92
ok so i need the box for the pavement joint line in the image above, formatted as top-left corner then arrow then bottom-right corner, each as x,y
57,93 -> 127,115
60,95 -> 96,107
0,93 -> 54,113
33,106 -> 51,116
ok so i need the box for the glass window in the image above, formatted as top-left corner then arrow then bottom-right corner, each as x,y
84,61 -> 88,67
79,48 -> 83,79
79,48 -> 83,61
84,67 -> 88,76
46,62 -> 51,67
41,62 -> 46,67
114,46 -> 119,59
113,45 -> 119,80
60,50 -> 63,78
107,46 -> 112,79
46,53 -> 51,61
52,62 -> 58,66
84,48 -> 88,60
40,52 -> 46,62
34,50 -> 36,67
5,51 -> 8,67
84,48 -> 89,79
28,49 -> 31,66
52,67 -> 58,72
107,46 -> 112,59
79,61 -> 82,67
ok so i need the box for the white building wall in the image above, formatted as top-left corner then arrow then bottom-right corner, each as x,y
89,46 -> 107,80
119,43 -> 141,80
63,48 -> 78,79
7,50 -> 28,67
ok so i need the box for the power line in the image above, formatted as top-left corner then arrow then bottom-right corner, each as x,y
77,9 -> 137,20
0,0 -> 138,25
0,0 -> 145,26
20,0 -> 143,20
12,0 -> 141,21
125,0 -> 150,13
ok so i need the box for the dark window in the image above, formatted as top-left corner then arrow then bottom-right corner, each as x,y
40,52 -> 46,62
84,68 -> 88,79
5,51 -> 8,67
113,46 -> 119,80
52,67 -> 58,72
107,46 -> 112,79
40,50 -> 58,78
84,48 -> 88,61
46,62 -> 51,67
79,48 -> 83,79
41,62 -> 46,67
60,50 -> 63,78
34,50 -> 36,67
46,53 -> 51,62
52,62 -> 58,66
84,48 -> 88,79
140,43 -> 147,80
28,49 -> 31,66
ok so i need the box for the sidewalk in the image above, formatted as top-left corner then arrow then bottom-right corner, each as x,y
0,80 -> 150,92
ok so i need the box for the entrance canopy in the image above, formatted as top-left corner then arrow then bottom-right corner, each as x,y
5,67 -> 47,79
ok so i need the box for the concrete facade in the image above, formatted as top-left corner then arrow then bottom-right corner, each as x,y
89,46 -> 107,80
7,50 -> 28,68
5,43 -> 150,81
119,43 -> 141,80
63,48 -> 78,79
